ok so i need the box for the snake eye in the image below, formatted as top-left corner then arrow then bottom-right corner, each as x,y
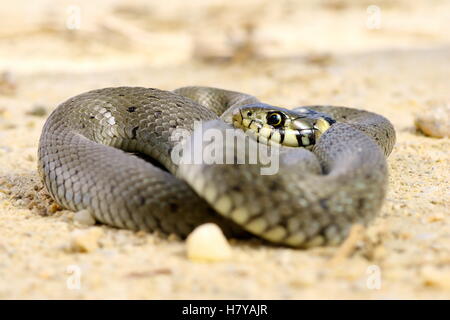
266,112 -> 284,127
246,111 -> 252,117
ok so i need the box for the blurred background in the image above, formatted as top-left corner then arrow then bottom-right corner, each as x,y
0,0 -> 449,104
1,0 -> 449,68
0,0 -> 449,118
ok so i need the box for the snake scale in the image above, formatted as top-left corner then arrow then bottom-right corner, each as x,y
38,86 -> 395,248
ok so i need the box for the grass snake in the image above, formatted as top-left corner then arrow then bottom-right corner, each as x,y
38,86 -> 395,248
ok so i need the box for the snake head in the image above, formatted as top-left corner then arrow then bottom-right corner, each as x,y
232,104 -> 335,148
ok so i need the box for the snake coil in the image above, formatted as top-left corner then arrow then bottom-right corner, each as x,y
38,86 -> 395,247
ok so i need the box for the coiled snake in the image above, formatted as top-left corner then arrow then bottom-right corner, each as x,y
38,86 -> 395,247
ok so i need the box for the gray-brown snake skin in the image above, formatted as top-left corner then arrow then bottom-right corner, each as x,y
38,86 -> 395,247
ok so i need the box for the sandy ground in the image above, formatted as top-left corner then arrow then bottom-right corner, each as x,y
0,0 -> 449,299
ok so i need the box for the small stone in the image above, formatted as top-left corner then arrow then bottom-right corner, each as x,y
0,71 -> 16,95
186,223 -> 232,262
73,209 -> 96,226
415,101 -> 450,138
167,233 -> 181,242
26,104 -> 47,117
48,203 -> 62,214
421,265 -> 450,289
69,227 -> 103,253
425,212 -> 444,223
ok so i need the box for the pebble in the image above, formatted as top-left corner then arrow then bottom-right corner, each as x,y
421,265 -> 450,289
69,227 -> 103,253
186,223 -> 232,262
47,203 -> 62,214
415,102 -> 450,138
73,209 -> 96,226
0,71 -> 16,95
26,104 -> 47,117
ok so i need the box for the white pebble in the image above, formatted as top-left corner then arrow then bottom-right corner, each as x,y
69,227 -> 103,253
73,209 -> 96,226
415,102 -> 450,138
186,223 -> 232,262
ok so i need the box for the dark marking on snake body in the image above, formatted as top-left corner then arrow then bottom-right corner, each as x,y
319,198 -> 329,211
131,126 -> 139,139
357,198 -> 365,211
279,129 -> 285,144
154,111 -> 162,118
169,203 -> 178,212
295,131 -> 303,146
